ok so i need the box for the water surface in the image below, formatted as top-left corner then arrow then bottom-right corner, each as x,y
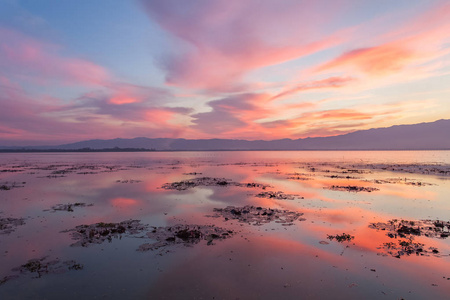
0,151 -> 449,299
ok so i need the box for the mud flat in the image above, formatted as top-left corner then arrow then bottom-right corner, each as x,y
351,163 -> 450,176
366,178 -> 433,186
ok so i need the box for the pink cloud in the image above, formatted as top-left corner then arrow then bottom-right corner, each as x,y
0,77 -> 192,145
272,76 -> 355,100
0,27 -> 109,86
190,93 -> 369,139
190,89 -> 409,140
191,93 -> 275,136
74,83 -> 187,122
258,109 -> 377,138
315,2 -> 450,77
141,0 -> 350,91
316,44 -> 416,76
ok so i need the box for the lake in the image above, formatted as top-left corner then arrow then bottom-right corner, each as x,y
1,151 -> 449,299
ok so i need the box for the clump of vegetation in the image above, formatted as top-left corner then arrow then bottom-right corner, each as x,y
327,233 -> 355,243
0,217 -> 26,234
255,191 -> 301,200
0,182 -> 26,191
209,205 -> 305,226
116,179 -> 142,184
380,239 -> 440,258
0,185 -> 10,190
45,202 -> 93,212
328,185 -> 379,192
138,224 -> 234,252
0,256 -> 84,285
370,219 -> 449,258
369,219 -> 450,239
62,219 -> 148,247
162,177 -> 271,191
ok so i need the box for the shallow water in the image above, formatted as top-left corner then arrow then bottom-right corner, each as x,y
0,151 -> 449,299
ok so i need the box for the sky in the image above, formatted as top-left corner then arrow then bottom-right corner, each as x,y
0,0 -> 449,146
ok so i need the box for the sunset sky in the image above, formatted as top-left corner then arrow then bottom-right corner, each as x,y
1,0 -> 449,146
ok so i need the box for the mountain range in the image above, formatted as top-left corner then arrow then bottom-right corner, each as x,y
2,119 -> 450,151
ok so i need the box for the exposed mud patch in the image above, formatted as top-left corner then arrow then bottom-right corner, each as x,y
209,205 -> 305,226
161,177 -> 270,191
328,185 -> 379,192
255,191 -> 302,200
369,219 -> 449,258
369,219 -> 450,239
286,172 -> 313,181
138,224 -> 234,252
0,164 -> 28,171
116,179 -> 142,184
354,163 -> 450,176
0,257 -> 83,285
62,220 -> 148,247
378,239 -> 441,258
367,178 -> 433,186
327,233 -> 354,243
325,175 -> 360,180
0,182 -> 26,190
0,217 -> 25,234
44,202 -> 93,212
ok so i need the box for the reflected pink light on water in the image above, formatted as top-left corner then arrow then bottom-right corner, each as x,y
110,197 -> 139,208
0,152 -> 449,299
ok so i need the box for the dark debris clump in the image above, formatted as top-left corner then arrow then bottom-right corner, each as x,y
255,191 -> 303,200
138,224 -> 234,252
327,233 -> 354,243
44,202 -> 93,212
378,239 -> 441,258
0,217 -> 25,234
183,172 -> 203,175
356,163 -> 450,176
209,205 -> 305,226
368,178 -> 433,186
328,185 -> 379,192
62,220 -> 148,247
161,177 -> 270,191
369,219 -> 449,258
116,179 -> 142,184
0,257 -> 83,285
286,172 -> 313,181
369,219 -> 450,239
0,182 -> 26,191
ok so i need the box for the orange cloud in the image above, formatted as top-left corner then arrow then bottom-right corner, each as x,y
109,96 -> 139,105
316,44 -> 416,76
272,76 -> 356,100
315,2 -> 450,78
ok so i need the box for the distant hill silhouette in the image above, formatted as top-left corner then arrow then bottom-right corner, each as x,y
2,119 -> 449,151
